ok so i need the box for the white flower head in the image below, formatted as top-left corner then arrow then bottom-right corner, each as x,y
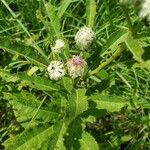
139,0 -> 150,22
67,55 -> 87,78
75,26 -> 95,50
47,61 -> 65,80
51,39 -> 65,53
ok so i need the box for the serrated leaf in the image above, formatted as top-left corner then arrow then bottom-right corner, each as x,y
67,89 -> 88,122
0,38 -> 48,68
3,92 -> 59,127
125,33 -> 144,63
0,69 -> 62,92
3,124 -> 53,150
16,73 -> 62,92
86,0 -> 96,28
79,132 -> 99,150
89,93 -> 131,112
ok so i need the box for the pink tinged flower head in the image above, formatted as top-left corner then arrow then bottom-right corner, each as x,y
75,26 -> 95,50
67,55 -> 87,78
47,61 -> 65,80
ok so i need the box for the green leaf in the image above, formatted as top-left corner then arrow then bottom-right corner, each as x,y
0,38 -> 48,68
3,92 -> 59,127
86,0 -> 96,28
101,29 -> 129,56
79,132 -> 99,150
67,89 -> 88,122
125,33 -> 144,63
17,73 -> 62,92
89,93 -> 131,112
3,124 -> 53,150
64,117 -> 83,150
45,3 -> 61,38
47,121 -> 66,150
0,69 -> 62,92
62,76 -> 73,93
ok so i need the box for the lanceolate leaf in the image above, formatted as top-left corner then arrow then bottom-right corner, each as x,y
125,33 -> 144,63
79,132 -> 99,150
86,0 -> 96,28
67,89 -> 88,122
0,38 -> 48,68
3,124 -> 53,150
0,69 -> 62,92
89,93 -> 131,112
3,92 -> 59,126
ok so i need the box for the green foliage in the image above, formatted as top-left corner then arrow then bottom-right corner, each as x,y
89,93 -> 131,112
0,69 -> 62,92
125,33 -> 144,63
57,0 -> 75,19
0,38 -> 48,68
44,2 -> 61,39
3,124 -> 53,150
3,91 -> 59,127
66,89 -> 88,123
79,132 -> 99,150
62,76 -> 73,93
0,0 -> 150,150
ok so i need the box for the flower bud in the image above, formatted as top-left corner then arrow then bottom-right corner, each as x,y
51,39 -> 65,53
75,26 -> 95,50
66,55 -> 87,78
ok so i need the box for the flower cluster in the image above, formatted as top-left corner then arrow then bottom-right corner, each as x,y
47,26 -> 95,80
